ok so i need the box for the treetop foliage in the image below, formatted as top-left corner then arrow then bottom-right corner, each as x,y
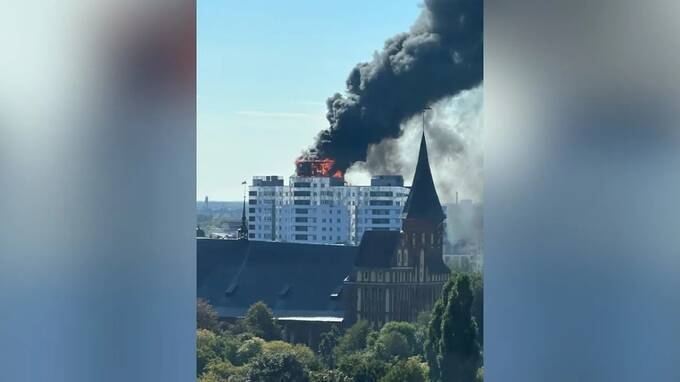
197,278 -> 483,382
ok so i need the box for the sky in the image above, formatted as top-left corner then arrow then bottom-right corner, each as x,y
198,0 -> 423,201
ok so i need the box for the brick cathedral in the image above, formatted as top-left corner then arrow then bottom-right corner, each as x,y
344,130 -> 450,327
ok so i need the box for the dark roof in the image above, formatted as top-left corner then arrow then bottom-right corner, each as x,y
197,239 -> 357,319
355,230 -> 401,268
403,132 -> 445,222
426,255 -> 452,274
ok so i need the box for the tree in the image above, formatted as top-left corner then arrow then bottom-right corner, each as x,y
197,329 -> 220,376
424,281 -> 453,381
318,325 -> 342,368
335,320 -> 372,357
244,301 -> 281,340
374,321 -> 419,360
197,298 -> 220,331
197,329 -> 241,376
374,331 -> 411,360
425,274 -> 481,382
309,369 -> 352,382
262,340 -> 322,371
379,357 -> 427,382
337,352 -> 387,382
469,272 -> 484,347
246,351 -> 310,382
202,360 -> 245,382
415,311 -> 431,353
235,337 -> 264,365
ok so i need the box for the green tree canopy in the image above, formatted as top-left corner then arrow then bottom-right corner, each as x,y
197,298 -> 220,332
374,321 -> 419,360
244,301 -> 281,341
469,271 -> 484,347
374,331 -> 410,360
335,320 -> 372,357
379,357 -> 427,382
246,351 -> 310,382
262,340 -> 321,371
197,329 -> 220,376
235,337 -> 264,365
337,352 -> 388,382
318,325 -> 342,368
425,274 -> 481,382
309,369 -> 352,382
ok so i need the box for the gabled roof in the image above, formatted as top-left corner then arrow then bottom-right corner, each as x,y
355,230 -> 401,268
197,239 -> 357,319
403,132 -> 445,222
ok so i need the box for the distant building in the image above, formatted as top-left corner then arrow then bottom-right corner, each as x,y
247,174 -> 409,245
443,199 -> 484,273
344,131 -> 450,327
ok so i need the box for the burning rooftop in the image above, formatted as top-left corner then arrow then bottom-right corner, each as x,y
295,156 -> 344,179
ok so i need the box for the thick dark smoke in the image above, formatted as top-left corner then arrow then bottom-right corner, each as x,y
307,0 -> 483,172
347,86 -> 483,203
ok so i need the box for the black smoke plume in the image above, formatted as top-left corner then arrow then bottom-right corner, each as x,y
306,0 -> 482,172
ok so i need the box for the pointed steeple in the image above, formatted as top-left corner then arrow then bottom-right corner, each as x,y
403,130 -> 445,222
238,181 -> 249,240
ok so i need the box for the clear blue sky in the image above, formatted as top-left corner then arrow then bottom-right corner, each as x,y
198,0 -> 423,201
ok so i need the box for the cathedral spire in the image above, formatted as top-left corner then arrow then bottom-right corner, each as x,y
403,109 -> 445,223
238,181 -> 249,240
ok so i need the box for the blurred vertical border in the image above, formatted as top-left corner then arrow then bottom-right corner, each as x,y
1,1 -> 196,381
485,0 -> 680,380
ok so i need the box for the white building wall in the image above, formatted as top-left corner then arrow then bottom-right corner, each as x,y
247,175 -> 409,245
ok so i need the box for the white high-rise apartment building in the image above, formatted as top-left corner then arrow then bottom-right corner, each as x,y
247,175 -> 409,245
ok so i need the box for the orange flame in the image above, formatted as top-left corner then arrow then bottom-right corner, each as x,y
295,157 -> 342,178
